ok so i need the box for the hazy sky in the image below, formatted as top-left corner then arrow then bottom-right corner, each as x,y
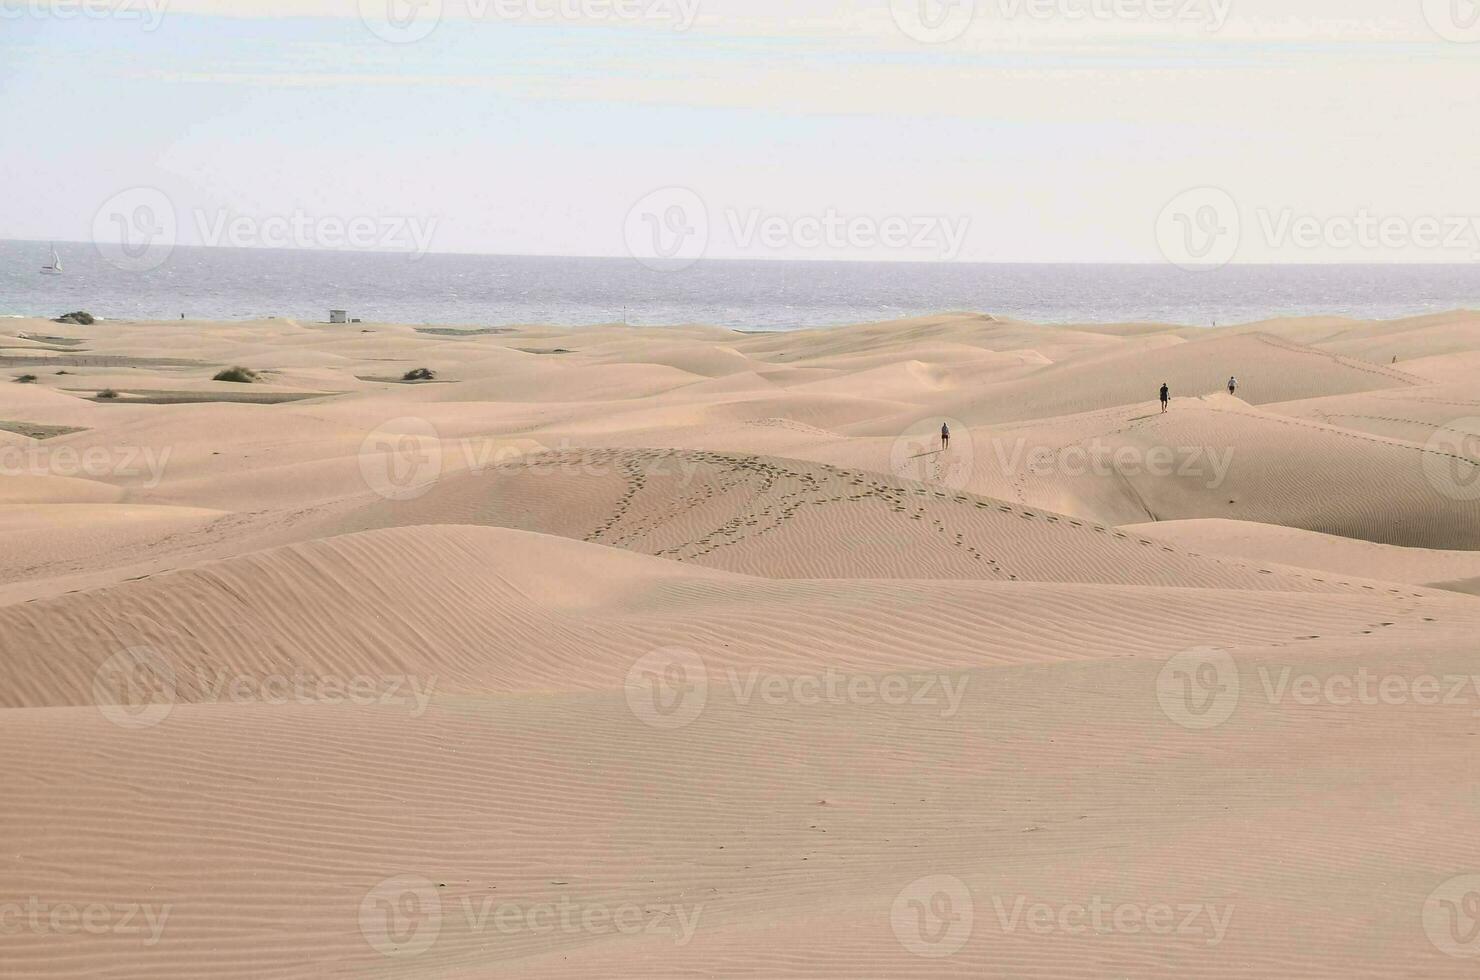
3,0 -> 1479,263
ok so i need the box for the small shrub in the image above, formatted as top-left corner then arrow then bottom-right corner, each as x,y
55,370 -> 71,375
213,366 -> 260,384
402,367 -> 437,382
14,374 -> 38,384
96,388 -> 119,400
53,311 -> 95,326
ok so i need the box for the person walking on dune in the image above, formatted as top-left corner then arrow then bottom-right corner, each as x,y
941,422 -> 951,451
1228,376 -> 1238,396
1160,382 -> 1170,413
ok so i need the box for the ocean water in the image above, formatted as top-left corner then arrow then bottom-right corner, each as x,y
2,241 -> 1477,331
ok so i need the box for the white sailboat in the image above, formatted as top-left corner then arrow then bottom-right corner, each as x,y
40,244 -> 63,276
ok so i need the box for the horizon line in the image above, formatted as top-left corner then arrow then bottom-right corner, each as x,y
5,241 -> 1480,269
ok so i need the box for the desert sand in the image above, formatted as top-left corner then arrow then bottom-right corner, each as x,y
4,310 -> 1480,977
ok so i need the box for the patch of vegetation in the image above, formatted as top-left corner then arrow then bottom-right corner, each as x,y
0,421 -> 88,440
53,311 -> 96,325
413,327 -> 512,337
213,366 -> 261,384
14,374 -> 38,384
96,388 -> 119,400
402,367 -> 437,382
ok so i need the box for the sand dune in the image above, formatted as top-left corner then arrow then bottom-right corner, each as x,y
6,524 -> 1467,714
5,310 -> 1480,978
940,397 -> 1480,547
1263,383 -> 1480,444
1127,518 -> 1480,591
318,448 -> 1446,590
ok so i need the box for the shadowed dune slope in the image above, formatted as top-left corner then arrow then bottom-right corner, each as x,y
5,524 -> 1470,713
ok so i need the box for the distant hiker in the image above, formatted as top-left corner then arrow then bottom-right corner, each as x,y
1228,376 -> 1238,396
1160,383 -> 1170,413
941,422 -> 951,450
